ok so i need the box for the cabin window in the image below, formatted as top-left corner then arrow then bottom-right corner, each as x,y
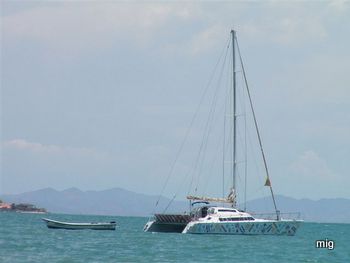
218,209 -> 237,213
207,208 -> 215,215
219,217 -> 255,222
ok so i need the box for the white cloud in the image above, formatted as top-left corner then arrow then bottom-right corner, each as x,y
189,25 -> 227,55
2,2 -> 194,53
240,4 -> 328,46
290,150 -> 336,179
2,1 -> 349,198
328,0 -> 350,12
3,139 -> 103,158
298,55 -> 349,102
3,1 -> 343,55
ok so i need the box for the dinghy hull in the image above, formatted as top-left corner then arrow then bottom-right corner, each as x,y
42,218 -> 116,230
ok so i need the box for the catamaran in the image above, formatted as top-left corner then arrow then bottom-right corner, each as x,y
144,29 -> 302,235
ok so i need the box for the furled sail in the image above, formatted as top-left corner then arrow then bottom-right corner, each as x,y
186,196 -> 233,203
187,189 -> 236,204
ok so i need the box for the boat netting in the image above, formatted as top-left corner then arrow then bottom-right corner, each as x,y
155,214 -> 191,224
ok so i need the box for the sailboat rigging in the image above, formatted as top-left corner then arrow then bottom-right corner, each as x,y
144,29 -> 302,235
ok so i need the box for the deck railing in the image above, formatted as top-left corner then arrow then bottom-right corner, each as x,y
250,212 -> 302,220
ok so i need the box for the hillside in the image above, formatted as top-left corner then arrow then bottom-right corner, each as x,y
2,188 -> 350,223
1,187 -> 187,216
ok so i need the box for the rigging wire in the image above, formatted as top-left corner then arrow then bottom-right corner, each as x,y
163,94 -> 228,213
154,31 -> 279,219
186,40 -> 231,196
158,36 -> 231,214
235,70 -> 248,210
190,80 -> 221,194
235,36 -> 280,219
192,43 -> 230,194
199,95 -> 229,196
243,70 -> 248,211
245,112 -> 265,194
222,69 -> 230,199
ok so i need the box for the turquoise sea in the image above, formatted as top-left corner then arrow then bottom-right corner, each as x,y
0,212 -> 349,262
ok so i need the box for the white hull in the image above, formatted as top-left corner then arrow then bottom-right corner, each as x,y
42,218 -> 116,230
182,220 -> 302,236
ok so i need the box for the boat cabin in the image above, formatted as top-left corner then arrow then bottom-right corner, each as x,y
190,206 -> 211,219
191,206 -> 256,222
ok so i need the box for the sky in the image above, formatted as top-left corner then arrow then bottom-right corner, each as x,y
1,0 -> 349,201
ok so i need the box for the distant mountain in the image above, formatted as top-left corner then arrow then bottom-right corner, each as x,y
245,195 -> 350,223
1,187 -> 187,217
2,188 -> 350,223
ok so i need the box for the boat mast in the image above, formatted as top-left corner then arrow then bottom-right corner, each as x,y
231,29 -> 237,207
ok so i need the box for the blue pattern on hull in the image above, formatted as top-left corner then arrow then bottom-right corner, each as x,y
186,221 -> 300,236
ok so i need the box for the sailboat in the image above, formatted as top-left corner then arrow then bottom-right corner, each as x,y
144,30 -> 303,235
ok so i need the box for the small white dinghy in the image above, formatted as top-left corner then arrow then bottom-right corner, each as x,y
42,218 -> 116,230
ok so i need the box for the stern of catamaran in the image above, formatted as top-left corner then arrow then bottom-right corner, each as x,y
144,214 -> 192,233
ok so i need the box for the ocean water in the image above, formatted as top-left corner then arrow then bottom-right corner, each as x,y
0,212 -> 349,263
